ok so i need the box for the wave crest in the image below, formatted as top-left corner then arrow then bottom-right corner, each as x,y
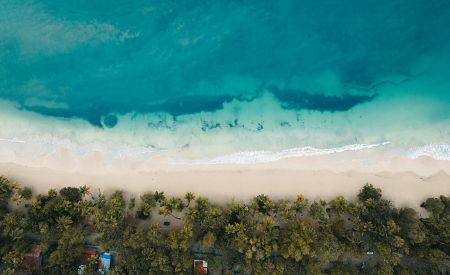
177,142 -> 390,165
408,144 -> 450,161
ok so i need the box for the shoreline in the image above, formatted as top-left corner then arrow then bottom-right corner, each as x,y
1,141 -> 449,211
1,155 -> 449,210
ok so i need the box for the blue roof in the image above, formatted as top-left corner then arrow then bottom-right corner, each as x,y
100,254 -> 112,260
99,252 -> 111,273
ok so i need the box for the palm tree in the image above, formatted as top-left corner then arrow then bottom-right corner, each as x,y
184,192 -> 196,207
154,191 -> 166,203
79,185 -> 91,197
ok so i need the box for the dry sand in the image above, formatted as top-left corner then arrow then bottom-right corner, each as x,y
0,147 -> 449,211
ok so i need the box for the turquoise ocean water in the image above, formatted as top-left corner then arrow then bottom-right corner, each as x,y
0,0 -> 449,162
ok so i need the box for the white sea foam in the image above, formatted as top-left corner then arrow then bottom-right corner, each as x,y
0,136 -> 158,161
175,142 -> 391,165
0,138 -> 26,143
408,144 -> 450,161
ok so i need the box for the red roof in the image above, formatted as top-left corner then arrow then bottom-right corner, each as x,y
194,260 -> 208,275
21,245 -> 41,273
80,247 -> 98,264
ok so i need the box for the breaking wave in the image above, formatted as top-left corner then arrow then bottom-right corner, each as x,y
408,144 -> 450,161
0,137 -> 159,161
176,142 -> 390,165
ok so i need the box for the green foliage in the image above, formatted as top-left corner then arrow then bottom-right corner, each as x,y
18,187 -> 33,200
184,192 -> 196,206
352,197 -> 396,240
228,217 -> 276,258
351,186 -> 412,272
358,183 -> 382,202
128,197 -> 136,211
329,196 -> 349,216
226,202 -> 250,224
274,199 -> 296,223
421,197 -> 446,218
46,227 -> 86,274
423,248 -> 450,272
165,224 -> 194,273
158,196 -> 185,220
0,211 -> 29,274
186,197 -> 225,235
309,200 -> 328,221
11,186 -> 34,205
2,248 -> 26,274
328,261 -> 353,275
397,208 -> 426,245
416,195 -> 450,272
199,231 -> 217,248
28,187 -> 92,234
0,177 -> 448,274
279,220 -> 314,261
293,194 -> 309,214
93,191 -> 126,249
136,192 -> 158,219
251,194 -> 275,215
0,176 -> 17,201
116,224 -> 172,274
59,186 -> 83,202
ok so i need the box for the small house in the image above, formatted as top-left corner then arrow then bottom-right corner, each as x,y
78,247 -> 98,274
194,260 -> 208,275
21,245 -> 42,274
99,252 -> 112,274
81,247 -> 97,263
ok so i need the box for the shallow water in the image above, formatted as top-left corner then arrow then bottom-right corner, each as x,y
0,0 -> 449,162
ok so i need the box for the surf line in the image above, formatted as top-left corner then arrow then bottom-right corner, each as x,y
173,141 -> 391,165
0,138 -> 26,143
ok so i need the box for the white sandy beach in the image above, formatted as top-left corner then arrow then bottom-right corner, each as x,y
0,146 -> 449,210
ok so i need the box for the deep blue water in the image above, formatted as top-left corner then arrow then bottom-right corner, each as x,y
1,0 -> 449,127
0,0 -> 450,160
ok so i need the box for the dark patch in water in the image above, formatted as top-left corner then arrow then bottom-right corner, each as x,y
20,105 -> 105,127
21,87 -> 376,128
228,119 -> 240,128
20,95 -> 239,128
148,120 -> 172,129
256,122 -> 264,131
103,115 -> 118,128
158,95 -> 236,117
268,86 -> 377,112
201,121 -> 221,131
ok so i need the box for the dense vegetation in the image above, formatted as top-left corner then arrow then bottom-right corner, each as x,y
0,176 -> 449,274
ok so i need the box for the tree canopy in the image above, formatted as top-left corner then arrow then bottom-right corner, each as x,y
0,178 -> 448,274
